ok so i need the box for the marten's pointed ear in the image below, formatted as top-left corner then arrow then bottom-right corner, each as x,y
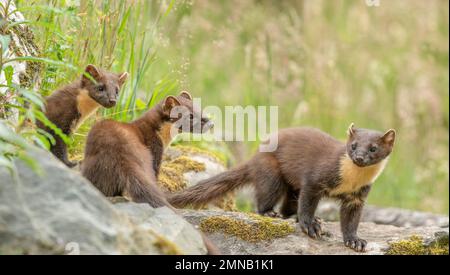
347,123 -> 356,137
179,91 -> 192,100
84,64 -> 101,81
163,96 -> 181,115
382,129 -> 396,147
118,72 -> 129,86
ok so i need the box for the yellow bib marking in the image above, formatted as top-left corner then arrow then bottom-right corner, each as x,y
157,122 -> 176,149
74,89 -> 100,131
330,154 -> 387,196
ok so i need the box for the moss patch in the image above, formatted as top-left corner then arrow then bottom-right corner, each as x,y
386,235 -> 449,255
153,235 -> 183,255
173,145 -> 227,166
164,145 -> 236,210
158,156 -> 206,192
199,213 -> 295,242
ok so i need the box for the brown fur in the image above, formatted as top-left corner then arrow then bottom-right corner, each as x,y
81,92 -> 218,254
37,65 -> 128,167
169,125 -> 396,252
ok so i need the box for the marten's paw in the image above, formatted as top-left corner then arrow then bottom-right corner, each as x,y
344,237 -> 367,252
299,216 -> 322,239
262,210 -> 282,218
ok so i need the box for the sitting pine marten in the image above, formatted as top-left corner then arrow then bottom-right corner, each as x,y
169,124 -> 396,252
37,65 -> 128,167
81,91 -> 218,254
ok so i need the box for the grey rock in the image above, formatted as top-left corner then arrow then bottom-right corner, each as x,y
182,210 -> 449,255
114,202 -> 206,255
0,148 -> 206,255
316,200 -> 449,228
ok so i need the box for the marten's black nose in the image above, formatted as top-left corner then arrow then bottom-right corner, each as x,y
355,156 -> 364,164
109,98 -> 117,105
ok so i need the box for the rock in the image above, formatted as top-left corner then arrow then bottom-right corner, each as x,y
2,145 -> 447,255
182,210 -> 449,255
0,148 -> 207,255
316,200 -> 449,228
113,202 -> 206,255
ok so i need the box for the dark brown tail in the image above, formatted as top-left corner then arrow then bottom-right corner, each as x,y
168,164 -> 251,208
127,169 -> 170,208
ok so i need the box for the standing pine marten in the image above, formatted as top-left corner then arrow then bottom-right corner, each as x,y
169,124 -> 396,252
81,91 -> 218,254
37,65 -> 128,167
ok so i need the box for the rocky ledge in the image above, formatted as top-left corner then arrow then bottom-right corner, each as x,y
182,210 -> 448,255
0,147 -> 448,255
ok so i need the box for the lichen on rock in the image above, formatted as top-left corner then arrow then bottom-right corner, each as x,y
199,213 -> 295,242
386,235 -> 449,255
158,155 -> 206,192
172,144 -> 227,166
153,235 -> 183,255
159,145 -> 237,211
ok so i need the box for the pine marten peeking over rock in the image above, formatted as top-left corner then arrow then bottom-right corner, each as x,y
37,65 -> 128,167
81,91 -> 218,254
169,124 -> 396,252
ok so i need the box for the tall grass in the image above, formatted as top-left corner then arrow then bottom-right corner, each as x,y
151,0 -> 449,213
17,0 -> 180,158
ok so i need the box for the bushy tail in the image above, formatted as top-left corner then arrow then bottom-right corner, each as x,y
168,164 -> 251,208
127,169 -> 171,208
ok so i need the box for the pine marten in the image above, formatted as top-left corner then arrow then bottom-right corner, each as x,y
81,91 -> 218,254
37,65 -> 128,167
169,124 -> 396,252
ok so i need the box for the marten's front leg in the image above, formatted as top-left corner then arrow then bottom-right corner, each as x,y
298,184 -> 322,239
51,135 -> 76,168
340,185 -> 371,252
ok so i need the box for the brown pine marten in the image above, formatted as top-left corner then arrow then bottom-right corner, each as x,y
81,91 -> 218,254
169,124 -> 396,252
37,65 -> 128,167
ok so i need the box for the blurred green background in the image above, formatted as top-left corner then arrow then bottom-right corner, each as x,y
17,0 -> 449,214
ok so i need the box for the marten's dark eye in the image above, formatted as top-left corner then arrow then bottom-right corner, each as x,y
369,146 -> 378,153
97,85 -> 105,92
351,143 -> 357,151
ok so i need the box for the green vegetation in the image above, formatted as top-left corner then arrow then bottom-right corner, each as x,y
0,1 -> 448,214
199,213 -> 295,242
386,235 -> 449,255
159,155 -> 205,192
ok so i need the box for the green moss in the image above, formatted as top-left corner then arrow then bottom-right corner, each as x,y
173,144 -> 227,166
165,145 -> 236,210
158,156 -> 206,192
199,213 -> 295,242
153,235 -> 183,255
386,235 -> 449,255
169,155 -> 206,172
